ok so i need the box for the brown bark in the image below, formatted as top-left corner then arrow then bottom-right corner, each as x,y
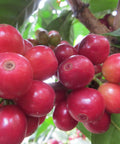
66,0 -> 120,54
113,0 -> 120,30
67,0 -> 110,34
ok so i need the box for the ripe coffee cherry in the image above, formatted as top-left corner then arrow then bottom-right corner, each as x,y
0,105 -> 27,144
94,64 -> 102,79
102,53 -> 120,83
26,116 -> 40,137
54,89 -> 67,106
60,40 -> 70,45
78,34 -> 110,65
74,43 -> 80,52
24,39 -> 33,54
58,55 -> 95,89
0,24 -> 25,55
25,45 -> 58,81
83,111 -> 111,134
98,82 -> 120,113
54,43 -> 77,64
67,87 -> 105,122
53,101 -> 78,131
0,52 -> 33,99
16,80 -> 55,117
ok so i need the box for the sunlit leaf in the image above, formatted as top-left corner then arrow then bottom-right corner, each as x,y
73,19 -> 89,45
89,0 -> 118,17
103,28 -> 120,37
92,114 -> 120,144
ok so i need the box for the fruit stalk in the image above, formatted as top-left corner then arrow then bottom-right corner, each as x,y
93,76 -> 103,86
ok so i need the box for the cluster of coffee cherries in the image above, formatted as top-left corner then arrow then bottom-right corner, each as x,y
30,27 -> 119,136
0,24 -> 58,144
0,24 -> 119,144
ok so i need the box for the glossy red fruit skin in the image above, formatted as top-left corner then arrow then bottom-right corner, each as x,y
26,116 -> 40,137
98,82 -> 120,113
67,87 -> 105,122
54,89 -> 67,106
54,43 -> 77,64
16,80 -> 55,117
0,105 -> 27,144
24,39 -> 33,54
0,24 -> 25,55
0,52 -> 33,99
83,111 -> 111,134
94,64 -> 102,74
60,40 -> 70,45
58,55 -> 95,89
74,43 -> 80,52
53,101 -> 78,131
78,34 -> 110,65
102,53 -> 120,83
25,45 -> 58,81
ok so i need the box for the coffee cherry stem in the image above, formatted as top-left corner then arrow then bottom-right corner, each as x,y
93,75 -> 103,86
111,119 -> 120,131
3,99 -> 9,106
0,98 -> 15,106
95,72 -> 102,78
0,98 -> 4,104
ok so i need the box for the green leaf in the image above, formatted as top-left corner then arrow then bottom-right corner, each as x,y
103,28 -> 120,37
73,19 -> 89,45
37,0 -> 58,29
111,44 -> 120,49
77,122 -> 91,140
19,1 -> 73,41
73,19 -> 89,37
89,0 -> 118,17
19,22 -> 33,39
102,29 -> 120,49
92,114 -> 120,144
0,0 -> 40,27
37,0 -> 70,29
